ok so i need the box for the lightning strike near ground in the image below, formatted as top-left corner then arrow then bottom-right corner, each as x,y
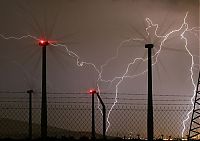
0,2 -> 199,138
96,12 -> 200,136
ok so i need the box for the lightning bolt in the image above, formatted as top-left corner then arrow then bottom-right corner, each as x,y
0,11 -> 199,138
99,12 -> 193,133
180,17 -> 200,138
0,33 -> 101,74
0,34 -> 38,41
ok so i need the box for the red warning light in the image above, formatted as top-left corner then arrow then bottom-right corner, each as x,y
39,39 -> 49,46
89,89 -> 97,95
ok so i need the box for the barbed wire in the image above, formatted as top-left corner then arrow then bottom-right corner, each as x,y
0,103 -> 192,139
0,90 -> 193,97
0,90 -> 194,139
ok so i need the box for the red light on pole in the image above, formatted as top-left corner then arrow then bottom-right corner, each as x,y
88,88 -> 97,140
88,88 -> 106,139
39,40 -> 49,46
39,38 -> 49,139
89,89 -> 97,95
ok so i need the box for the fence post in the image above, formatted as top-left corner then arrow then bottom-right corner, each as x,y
97,93 -> 106,140
27,89 -> 33,140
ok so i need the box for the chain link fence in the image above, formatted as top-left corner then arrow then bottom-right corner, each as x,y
0,91 -> 194,140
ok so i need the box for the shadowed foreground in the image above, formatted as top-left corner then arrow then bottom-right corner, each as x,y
0,137 -> 187,141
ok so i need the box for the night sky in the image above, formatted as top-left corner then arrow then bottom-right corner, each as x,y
0,0 -> 199,139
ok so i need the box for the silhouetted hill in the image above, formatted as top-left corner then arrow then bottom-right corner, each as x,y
0,118 -> 98,139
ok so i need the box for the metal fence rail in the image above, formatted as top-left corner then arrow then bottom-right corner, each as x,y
0,91 -> 193,140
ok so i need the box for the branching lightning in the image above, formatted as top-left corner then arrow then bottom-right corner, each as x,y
0,34 -> 38,40
98,12 -> 195,134
180,17 -> 200,138
0,11 -> 199,138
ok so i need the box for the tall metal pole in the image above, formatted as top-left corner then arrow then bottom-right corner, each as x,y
41,45 -> 47,139
96,93 -> 106,140
145,44 -> 154,141
92,92 -> 95,140
27,89 -> 33,140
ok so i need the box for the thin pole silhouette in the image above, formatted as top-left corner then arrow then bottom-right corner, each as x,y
92,92 -> 95,140
39,40 -> 49,140
27,89 -> 33,140
96,93 -> 106,140
145,44 -> 154,141
89,89 -> 96,140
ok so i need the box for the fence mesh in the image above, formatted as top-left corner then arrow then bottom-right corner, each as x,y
0,91 -> 194,140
